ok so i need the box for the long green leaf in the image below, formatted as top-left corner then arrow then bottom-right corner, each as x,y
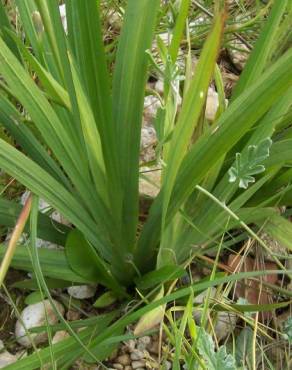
0,138 -> 111,259
112,0 -> 160,256
0,1 -> 21,60
169,0 -> 191,62
66,0 -> 122,229
233,0 -> 288,99
158,13 -> 225,267
0,245 -> 89,283
0,96 -> 71,188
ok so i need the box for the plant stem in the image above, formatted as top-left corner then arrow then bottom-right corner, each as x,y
0,192 -> 32,286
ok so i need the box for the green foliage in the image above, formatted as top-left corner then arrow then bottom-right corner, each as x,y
0,0 -> 291,366
0,0 -> 290,288
197,328 -> 237,370
228,138 -> 272,189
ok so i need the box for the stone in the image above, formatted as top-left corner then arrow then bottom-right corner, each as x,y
155,80 -> 164,95
193,288 -> 237,340
140,95 -> 161,163
132,361 -> 146,369
125,367 -> 133,370
0,352 -> 18,368
213,311 -> 237,341
116,354 -> 131,366
59,4 -> 67,33
6,190 -> 71,250
147,340 -> 159,355
139,167 -> 161,198
254,232 -> 288,261
52,330 -> 70,344
107,9 -> 122,30
140,126 -> 157,163
137,336 -> 151,351
125,339 -> 136,352
205,88 -> 219,122
130,349 -> 144,360
67,284 -> 97,299
228,39 -> 249,71
66,309 -> 81,321
0,340 -> 25,368
143,95 -> 161,125
205,88 -> 228,122
112,364 -> 123,370
15,299 -> 64,347
164,360 -> 172,370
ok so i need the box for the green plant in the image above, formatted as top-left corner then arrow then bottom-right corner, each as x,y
0,0 -> 292,368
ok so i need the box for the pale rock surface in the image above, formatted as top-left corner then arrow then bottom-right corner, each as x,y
67,284 -> 97,299
193,288 -> 237,340
0,340 -> 23,369
139,167 -> 161,198
52,330 -> 70,344
228,39 -> 249,71
116,354 -> 131,366
5,190 -> 71,250
59,4 -> 67,33
0,351 -> 19,369
205,88 -> 220,122
15,299 -> 64,347
255,232 -> 288,261
140,95 -> 161,163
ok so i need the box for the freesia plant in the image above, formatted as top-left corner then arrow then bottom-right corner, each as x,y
0,0 -> 291,367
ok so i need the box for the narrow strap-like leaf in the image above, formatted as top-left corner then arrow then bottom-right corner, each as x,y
112,0 -> 160,254
0,96 -> 71,189
232,0 -> 288,99
0,138 -> 112,261
0,1 -> 21,60
66,0 -> 122,230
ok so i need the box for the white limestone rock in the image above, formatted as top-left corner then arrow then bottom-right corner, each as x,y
15,299 -> 64,347
67,284 -> 97,299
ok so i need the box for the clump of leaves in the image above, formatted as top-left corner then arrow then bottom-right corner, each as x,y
0,0 -> 291,368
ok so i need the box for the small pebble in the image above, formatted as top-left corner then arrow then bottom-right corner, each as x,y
116,354 -> 131,366
112,364 -> 123,370
108,349 -> 119,361
130,349 -> 144,360
66,309 -> 80,321
67,284 -> 97,299
126,339 -> 136,352
165,360 -> 172,370
15,299 -> 64,347
125,367 -> 132,370
0,352 -> 18,368
147,340 -> 159,355
52,330 -> 69,344
132,360 -> 145,369
137,336 -> 151,351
